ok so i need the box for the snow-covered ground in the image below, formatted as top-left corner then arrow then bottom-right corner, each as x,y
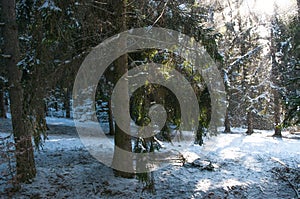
0,117 -> 300,198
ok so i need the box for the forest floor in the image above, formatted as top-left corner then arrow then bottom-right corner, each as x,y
0,117 -> 300,199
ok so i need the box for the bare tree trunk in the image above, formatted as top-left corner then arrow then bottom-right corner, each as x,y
0,86 -> 6,118
64,88 -> 71,118
246,111 -> 254,135
111,0 -> 134,178
224,104 -> 231,133
270,18 -> 282,137
108,98 -> 115,135
222,60 -> 231,133
273,89 -> 282,137
1,0 -> 36,183
112,52 -> 134,178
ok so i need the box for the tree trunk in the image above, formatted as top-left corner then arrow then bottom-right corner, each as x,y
111,0 -> 134,178
112,53 -> 133,177
223,53 -> 231,134
224,106 -> 231,133
64,88 -> 71,118
0,86 -> 7,118
237,12 -> 255,135
195,123 -> 204,145
297,0 -> 300,21
1,0 -> 36,183
273,89 -> 282,137
108,98 -> 115,135
246,111 -> 254,135
270,18 -> 282,138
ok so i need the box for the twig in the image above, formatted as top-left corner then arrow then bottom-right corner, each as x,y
150,0 -> 169,28
271,157 -> 287,167
258,185 -> 265,194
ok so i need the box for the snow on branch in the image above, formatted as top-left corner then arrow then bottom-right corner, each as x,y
0,54 -> 12,59
0,76 -> 8,83
94,1 -> 108,5
38,0 -> 62,12
225,45 -> 264,74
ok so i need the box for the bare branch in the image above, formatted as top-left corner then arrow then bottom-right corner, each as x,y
94,1 -> 107,5
126,0 -> 139,7
1,54 -> 12,59
226,45 -> 264,74
150,0 -> 169,28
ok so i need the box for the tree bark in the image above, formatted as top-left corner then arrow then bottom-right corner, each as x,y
108,98 -> 115,135
297,0 -> 300,21
112,52 -> 134,177
224,79 -> 231,133
224,108 -> 231,133
270,17 -> 282,137
273,89 -> 282,137
64,88 -> 71,118
111,0 -> 134,178
246,111 -> 254,135
0,86 -> 6,118
1,0 -> 36,183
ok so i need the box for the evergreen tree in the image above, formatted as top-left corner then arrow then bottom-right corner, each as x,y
1,0 -> 36,183
283,2 -> 300,127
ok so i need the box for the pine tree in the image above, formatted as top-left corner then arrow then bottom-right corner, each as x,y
283,1 -> 300,126
1,0 -> 36,183
111,0 -> 134,178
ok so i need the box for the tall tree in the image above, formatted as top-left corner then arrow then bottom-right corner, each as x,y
111,0 -> 134,178
269,12 -> 287,137
1,0 -> 36,183
283,1 -> 300,127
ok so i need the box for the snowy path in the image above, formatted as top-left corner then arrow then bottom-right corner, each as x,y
0,117 -> 300,198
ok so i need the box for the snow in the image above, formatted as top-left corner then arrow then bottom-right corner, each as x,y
0,76 -> 7,83
38,0 -> 62,12
226,45 -> 263,74
178,4 -> 190,12
46,117 -> 75,127
1,117 -> 300,198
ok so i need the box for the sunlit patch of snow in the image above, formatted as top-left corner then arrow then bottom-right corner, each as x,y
41,135 -> 83,151
221,179 -> 247,190
46,138 -> 77,142
219,147 -> 245,160
181,151 -> 200,163
46,117 -> 75,127
195,179 -> 212,192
